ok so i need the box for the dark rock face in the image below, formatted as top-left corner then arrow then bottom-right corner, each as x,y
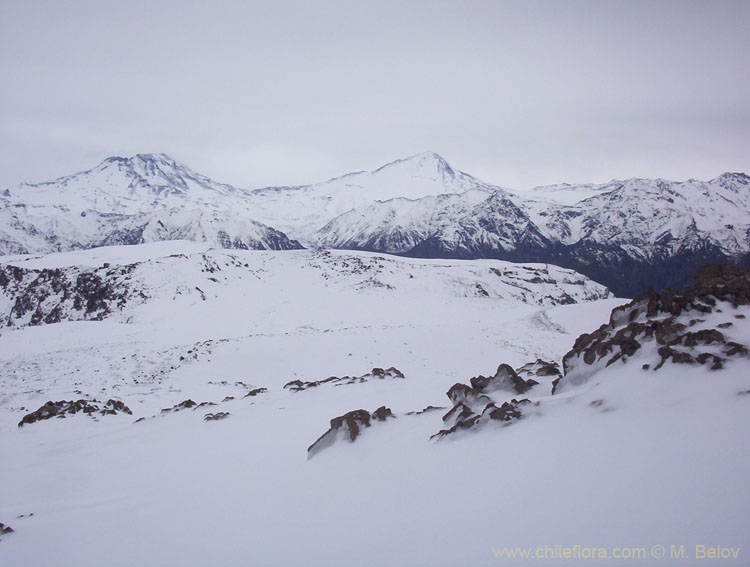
406,405 -> 445,415
160,399 -> 197,414
371,406 -> 394,421
284,367 -> 405,392
18,399 -> 132,427
433,399 -> 529,439
204,412 -> 231,421
392,209 -> 750,298
431,357 -> 554,439
555,264 -> 750,392
516,359 -> 562,379
243,387 -> 267,398
0,522 -> 14,537
0,263 -> 141,327
307,406 -> 395,458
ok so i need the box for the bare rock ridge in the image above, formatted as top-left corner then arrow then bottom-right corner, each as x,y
307,406 -> 395,458
433,263 -> 750,439
0,263 -> 141,327
555,263 -> 750,392
432,362 -> 543,439
284,367 -> 405,392
18,399 -> 132,427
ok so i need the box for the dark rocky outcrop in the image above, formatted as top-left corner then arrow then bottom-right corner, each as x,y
555,264 -> 750,392
0,522 -> 14,540
515,359 -> 562,380
243,387 -> 267,398
307,406 -> 395,458
285,367 -> 405,392
18,399 -> 132,427
0,263 -> 142,327
432,399 -> 529,439
204,412 -> 231,421
406,405 -> 446,416
433,361 -> 540,439
160,399 -> 197,414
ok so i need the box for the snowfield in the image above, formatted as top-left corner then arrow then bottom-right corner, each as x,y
0,243 -> 748,566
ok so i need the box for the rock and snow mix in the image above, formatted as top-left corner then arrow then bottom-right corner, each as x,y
3,152 -> 749,296
0,243 -> 748,565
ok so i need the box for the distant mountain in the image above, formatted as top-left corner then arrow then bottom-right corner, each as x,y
3,152 -> 749,296
314,169 -> 750,297
247,151 -> 507,239
0,153 -> 301,254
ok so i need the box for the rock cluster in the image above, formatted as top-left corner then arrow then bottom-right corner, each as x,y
307,406 -> 395,458
160,399 -> 198,414
285,367 -> 404,392
0,263 -> 139,327
556,264 -> 750,391
18,399 -> 132,427
243,387 -> 267,398
204,412 -> 231,421
432,362 -> 546,439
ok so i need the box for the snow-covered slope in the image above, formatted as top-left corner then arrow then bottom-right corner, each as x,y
0,241 -> 611,331
316,170 -> 750,296
246,152 -> 505,239
0,154 -> 301,254
0,244 -> 747,566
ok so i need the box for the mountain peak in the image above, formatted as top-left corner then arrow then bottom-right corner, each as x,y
100,153 -> 181,170
372,151 -> 454,175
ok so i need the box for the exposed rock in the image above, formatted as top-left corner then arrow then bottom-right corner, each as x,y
434,362 -> 536,439
515,359 -> 562,379
18,398 -> 132,427
442,402 -> 475,428
481,364 -> 532,395
160,399 -> 197,414
484,401 -> 524,422
432,399 -> 527,439
243,387 -> 267,398
406,405 -> 445,416
0,522 -> 14,540
371,406 -> 395,421
307,406 -> 395,458
556,264 -> 750,391
285,367 -> 404,392
204,412 -> 231,421
0,263 -> 141,327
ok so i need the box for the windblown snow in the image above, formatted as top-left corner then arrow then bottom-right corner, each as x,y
1,241 -> 748,566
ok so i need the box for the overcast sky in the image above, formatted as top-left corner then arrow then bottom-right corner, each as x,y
1,0 -> 748,191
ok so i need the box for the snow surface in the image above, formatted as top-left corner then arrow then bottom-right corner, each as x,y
1,242 -> 748,566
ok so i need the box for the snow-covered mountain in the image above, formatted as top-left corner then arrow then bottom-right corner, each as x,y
4,152 -> 749,297
246,151 -> 505,239
314,168 -> 750,296
0,153 -> 302,254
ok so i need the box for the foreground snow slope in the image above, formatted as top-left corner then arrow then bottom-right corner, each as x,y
0,244 -> 748,566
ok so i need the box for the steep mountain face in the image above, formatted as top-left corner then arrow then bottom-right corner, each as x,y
0,154 -> 302,254
315,169 -> 750,297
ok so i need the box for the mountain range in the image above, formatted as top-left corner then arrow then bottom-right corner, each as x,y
2,151 -> 748,296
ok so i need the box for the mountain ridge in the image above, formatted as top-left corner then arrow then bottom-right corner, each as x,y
3,152 -> 748,296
